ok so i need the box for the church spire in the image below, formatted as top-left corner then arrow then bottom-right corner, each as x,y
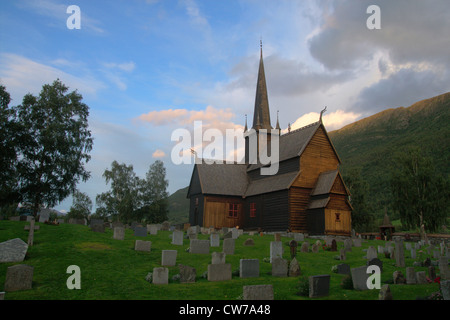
275,110 -> 281,134
252,40 -> 272,131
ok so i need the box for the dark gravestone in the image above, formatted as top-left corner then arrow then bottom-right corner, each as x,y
134,226 -> 147,237
309,275 -> 330,298
337,263 -> 351,275
331,239 -> 337,252
91,224 -> 105,233
367,258 -> 383,273
4,265 -> 34,292
289,239 -> 298,259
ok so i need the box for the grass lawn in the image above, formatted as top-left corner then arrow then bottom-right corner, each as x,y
0,220 -> 444,301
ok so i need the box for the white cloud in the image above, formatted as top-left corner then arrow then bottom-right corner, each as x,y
152,149 -> 166,158
0,53 -> 105,103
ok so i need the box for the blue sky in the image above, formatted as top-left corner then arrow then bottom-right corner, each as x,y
1,0 -> 449,213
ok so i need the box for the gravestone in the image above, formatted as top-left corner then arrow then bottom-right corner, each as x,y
91,224 -> 105,233
415,271 -> 428,284
366,246 -> 377,260
223,231 -> 233,239
394,240 -> 405,267
351,266 -> 370,290
207,263 -> 232,281
38,211 -> 50,223
270,241 -> 283,262
210,233 -> 220,247
337,263 -> 351,275
172,230 -> 183,245
367,258 -> 383,273
134,226 -> 147,237
311,243 -> 319,253
393,271 -> 406,284
243,285 -> 274,300
135,240 -> 151,252
4,265 -> 34,292
223,238 -> 235,255
441,280 -> 450,300
148,224 -> 158,235
330,239 -> 337,252
27,219 -> 35,246
344,239 -> 352,252
230,228 -> 239,239
113,227 -> 125,240
211,252 -> 226,264
410,248 -> 417,259
152,267 -> 168,285
112,221 -> 124,229
289,257 -> 301,277
428,266 -> 436,281
406,267 -> 416,284
339,248 -> 346,261
161,250 -> 177,266
293,233 -> 304,241
378,246 -> 385,254
439,257 -> 450,279
289,239 -> 298,258
378,284 -> 393,300
271,258 -> 288,277
90,219 -> 103,228
189,239 -> 210,254
274,233 -> 281,241
353,239 -> 362,247
300,242 -> 309,253
0,238 -> 28,263
239,259 -> 259,278
405,242 -> 412,250
243,238 -> 255,246
309,275 -> 330,298
179,265 -> 196,283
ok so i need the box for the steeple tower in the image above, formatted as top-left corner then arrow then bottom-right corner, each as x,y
252,40 -> 272,131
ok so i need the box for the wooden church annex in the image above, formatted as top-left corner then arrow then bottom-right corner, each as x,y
186,45 -> 352,236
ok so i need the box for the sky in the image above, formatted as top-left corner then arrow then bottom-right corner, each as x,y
1,0 -> 449,213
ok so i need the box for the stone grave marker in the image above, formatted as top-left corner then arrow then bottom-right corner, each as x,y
395,240 -> 405,267
337,263 -> 351,275
172,230 -> 183,245
428,266 -> 436,281
243,238 -> 255,246
212,252 -> 226,264
367,258 -> 383,272
27,219 -> 35,246
330,239 -> 337,252
162,250 -> 177,266
113,227 -> 125,240
134,226 -> 147,237
210,232 -> 220,247
309,275 -> 330,298
0,238 -> 28,263
352,239 -> 362,247
379,284 -> 393,300
300,242 -> 309,253
311,243 -> 319,253
271,258 -> 288,277
239,259 -> 259,278
207,263 -> 232,281
393,271 -> 406,284
4,264 -> 34,292
439,257 -> 450,280
270,241 -> 283,262
351,266 -> 370,290
416,271 -> 428,284
148,224 -> 158,235
289,257 -> 301,277
344,239 -> 352,252
152,267 -> 168,285
441,280 -> 450,300
274,233 -> 281,241
366,247 -> 378,260
38,211 -> 50,223
289,239 -> 298,258
223,238 -> 235,255
406,267 -> 416,284
179,265 -> 196,283
91,224 -> 105,233
243,285 -> 274,300
410,248 -> 417,259
293,233 -> 304,241
189,239 -> 210,254
135,240 -> 151,252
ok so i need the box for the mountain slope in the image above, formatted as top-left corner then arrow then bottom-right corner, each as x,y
329,92 -> 450,216
167,186 -> 189,225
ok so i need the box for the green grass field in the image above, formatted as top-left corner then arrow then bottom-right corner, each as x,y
0,220 -> 444,300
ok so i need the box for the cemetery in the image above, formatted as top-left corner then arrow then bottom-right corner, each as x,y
0,219 -> 449,300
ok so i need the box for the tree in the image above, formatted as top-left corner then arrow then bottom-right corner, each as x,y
343,168 -> 375,232
68,190 -> 92,220
139,160 -> 169,223
390,147 -> 449,239
0,85 -> 21,207
14,79 -> 93,216
96,161 -> 140,223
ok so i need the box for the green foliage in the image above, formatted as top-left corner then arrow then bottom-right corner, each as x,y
340,274 -> 353,290
10,79 -> 93,215
330,92 -> 450,224
296,276 -> 310,297
390,146 -> 449,233
67,190 -> 93,220
96,160 -> 169,224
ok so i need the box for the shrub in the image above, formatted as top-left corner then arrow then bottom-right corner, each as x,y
340,275 -> 353,290
296,276 -> 309,297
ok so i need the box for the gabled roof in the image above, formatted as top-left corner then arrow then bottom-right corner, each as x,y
247,121 -> 321,171
311,170 -> 339,196
188,161 -> 248,197
244,171 -> 299,197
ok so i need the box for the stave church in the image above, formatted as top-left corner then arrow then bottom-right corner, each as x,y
186,45 -> 352,236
